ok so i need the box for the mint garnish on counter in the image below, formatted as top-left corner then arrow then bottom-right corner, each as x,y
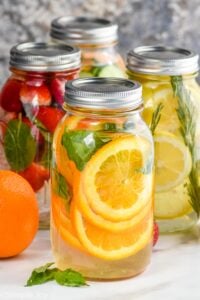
26,263 -> 88,287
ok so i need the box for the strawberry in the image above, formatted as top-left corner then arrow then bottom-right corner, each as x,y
20,82 -> 51,106
0,79 -> 23,112
36,106 -> 65,133
153,221 -> 159,246
50,78 -> 65,106
18,162 -> 49,192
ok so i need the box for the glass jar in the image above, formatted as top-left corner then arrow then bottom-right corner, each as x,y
51,77 -> 154,279
0,42 -> 80,228
50,17 -> 125,78
127,46 -> 200,233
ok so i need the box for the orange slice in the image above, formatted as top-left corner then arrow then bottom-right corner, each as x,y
74,170 -> 153,232
81,135 -> 153,221
51,193 -> 84,252
72,204 -> 153,260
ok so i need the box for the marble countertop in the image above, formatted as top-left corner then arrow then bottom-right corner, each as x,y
0,228 -> 200,300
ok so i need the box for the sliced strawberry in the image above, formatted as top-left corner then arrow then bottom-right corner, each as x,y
20,82 -> 51,106
153,221 -> 159,246
0,79 -> 23,112
36,106 -> 65,133
50,78 -> 65,106
18,162 -> 49,192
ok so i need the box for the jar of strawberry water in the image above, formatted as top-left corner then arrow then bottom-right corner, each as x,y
51,77 -> 154,279
50,17 -> 125,78
0,42 -> 80,228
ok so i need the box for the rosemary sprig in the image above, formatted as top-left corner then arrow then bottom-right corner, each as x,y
171,75 -> 200,217
150,102 -> 164,135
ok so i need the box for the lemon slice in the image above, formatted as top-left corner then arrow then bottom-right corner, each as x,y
154,131 -> 192,192
155,180 -> 192,219
142,85 -> 180,133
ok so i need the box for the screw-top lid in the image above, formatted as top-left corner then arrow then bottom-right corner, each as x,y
127,46 -> 199,75
50,16 -> 118,45
10,42 -> 81,72
64,77 -> 142,111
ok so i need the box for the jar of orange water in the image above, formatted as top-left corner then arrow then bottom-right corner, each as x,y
51,77 -> 154,279
127,46 -> 200,233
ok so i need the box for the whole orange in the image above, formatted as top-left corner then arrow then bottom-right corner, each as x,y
0,170 -> 39,258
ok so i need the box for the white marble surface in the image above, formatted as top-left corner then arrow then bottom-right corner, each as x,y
0,228 -> 200,300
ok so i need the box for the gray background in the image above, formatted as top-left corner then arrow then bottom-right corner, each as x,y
1,0 -> 200,85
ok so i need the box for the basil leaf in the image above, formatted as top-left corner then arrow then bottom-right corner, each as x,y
55,269 -> 88,287
53,168 -> 71,211
62,130 -> 111,171
25,263 -> 57,286
4,119 -> 36,171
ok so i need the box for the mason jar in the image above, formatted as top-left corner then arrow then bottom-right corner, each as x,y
50,16 -> 125,78
127,46 -> 200,233
51,77 -> 154,279
0,42 -> 80,228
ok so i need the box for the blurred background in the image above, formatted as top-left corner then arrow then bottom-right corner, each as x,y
1,0 -> 200,85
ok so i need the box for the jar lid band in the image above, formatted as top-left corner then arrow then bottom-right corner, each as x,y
65,77 -> 142,111
127,46 -> 199,75
50,17 -> 118,45
10,42 -> 81,72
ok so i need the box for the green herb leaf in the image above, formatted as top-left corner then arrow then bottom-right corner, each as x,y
150,102 -> 164,135
25,262 -> 57,286
4,119 -> 37,171
53,168 -> 71,212
62,130 -> 111,171
25,263 -> 88,288
171,75 -> 200,216
54,269 -> 88,287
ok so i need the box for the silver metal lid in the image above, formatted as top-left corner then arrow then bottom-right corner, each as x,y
10,42 -> 81,72
64,77 -> 142,111
127,46 -> 199,75
50,16 -> 118,45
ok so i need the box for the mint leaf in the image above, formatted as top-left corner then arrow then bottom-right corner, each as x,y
55,269 -> 88,287
25,263 -> 88,287
25,263 -> 56,286
62,130 -> 111,171
4,119 -> 37,171
53,168 -> 71,211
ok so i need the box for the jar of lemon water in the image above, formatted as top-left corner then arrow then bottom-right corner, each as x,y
51,77 -> 154,279
127,46 -> 200,233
